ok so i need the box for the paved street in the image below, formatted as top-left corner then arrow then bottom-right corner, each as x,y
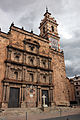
0,107 -> 80,120
41,114 -> 80,120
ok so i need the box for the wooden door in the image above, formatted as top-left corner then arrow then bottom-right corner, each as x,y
8,87 -> 20,108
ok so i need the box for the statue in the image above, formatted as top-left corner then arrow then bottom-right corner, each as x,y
42,94 -> 48,107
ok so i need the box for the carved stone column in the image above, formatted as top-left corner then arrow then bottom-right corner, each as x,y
49,87 -> 54,107
21,84 -> 26,108
23,53 -> 26,64
37,86 -> 41,108
48,59 -> 51,69
49,72 -> 52,85
22,66 -> 26,81
5,63 -> 10,79
37,57 -> 40,67
37,69 -> 40,83
3,85 -> 6,102
2,83 -> 9,108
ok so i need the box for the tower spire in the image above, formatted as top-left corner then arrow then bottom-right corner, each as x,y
46,6 -> 48,12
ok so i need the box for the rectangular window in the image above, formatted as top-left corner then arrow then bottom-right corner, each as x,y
15,55 -> 20,62
30,73 -> 34,82
77,91 -> 79,95
76,87 -> 78,89
76,82 -> 78,85
14,71 -> 18,80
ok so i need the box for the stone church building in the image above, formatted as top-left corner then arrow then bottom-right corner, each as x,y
0,9 -> 70,108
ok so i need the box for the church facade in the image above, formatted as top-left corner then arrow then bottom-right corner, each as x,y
0,9 -> 70,108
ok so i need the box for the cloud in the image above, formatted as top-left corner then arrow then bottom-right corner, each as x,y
65,60 -> 72,67
0,0 -> 34,13
0,0 -> 80,77
63,28 -> 80,77
0,8 -> 12,32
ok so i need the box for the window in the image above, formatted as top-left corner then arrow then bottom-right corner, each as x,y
43,27 -> 45,34
43,61 -> 45,66
14,71 -> 18,80
43,75 -> 46,82
42,60 -> 46,67
30,58 -> 34,65
51,26 -> 54,32
76,87 -> 78,89
14,52 -> 21,62
31,46 -> 34,51
15,55 -> 19,61
30,89 -> 33,93
77,91 -> 79,95
76,76 -> 78,79
76,82 -> 78,85
29,45 -> 34,51
30,73 -> 34,82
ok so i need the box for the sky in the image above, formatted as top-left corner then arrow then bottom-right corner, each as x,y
0,0 -> 80,77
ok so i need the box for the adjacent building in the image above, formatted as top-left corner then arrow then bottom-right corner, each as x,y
67,77 -> 75,106
70,76 -> 80,105
0,9 -> 70,108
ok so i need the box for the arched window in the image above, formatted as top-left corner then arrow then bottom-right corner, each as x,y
30,58 -> 34,65
42,60 -> 46,67
43,27 -> 45,33
15,55 -> 19,61
14,52 -> 21,62
31,46 -> 34,51
51,26 -> 54,32
43,61 -> 46,66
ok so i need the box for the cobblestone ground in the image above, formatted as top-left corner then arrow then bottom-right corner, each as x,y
0,107 -> 80,120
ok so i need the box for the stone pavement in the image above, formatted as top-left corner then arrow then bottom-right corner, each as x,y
0,107 -> 80,120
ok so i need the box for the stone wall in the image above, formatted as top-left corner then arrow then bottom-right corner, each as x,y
50,49 -> 70,106
67,78 -> 75,102
0,32 -> 9,107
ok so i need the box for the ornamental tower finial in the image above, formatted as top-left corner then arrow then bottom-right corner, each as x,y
46,6 -> 48,12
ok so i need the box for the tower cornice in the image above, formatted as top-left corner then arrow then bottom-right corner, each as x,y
39,18 -> 58,29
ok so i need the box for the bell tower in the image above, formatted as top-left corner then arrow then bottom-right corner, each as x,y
39,7 -> 60,51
